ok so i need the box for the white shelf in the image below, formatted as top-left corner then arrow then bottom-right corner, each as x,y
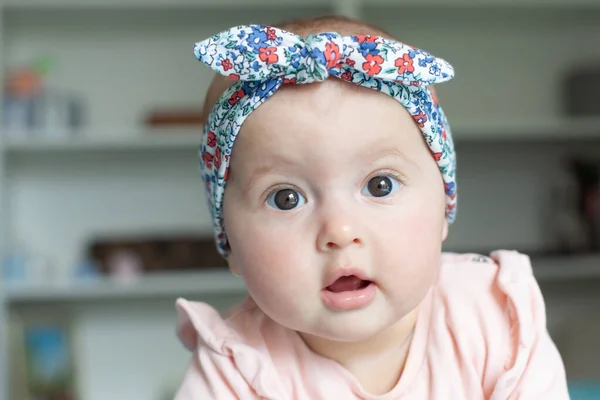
370,0 -> 600,8
2,254 -> 599,307
532,254 -> 600,282
2,0 -> 327,10
4,0 -> 600,10
3,269 -> 246,306
1,117 -> 598,156
451,117 -> 600,142
1,128 -> 202,153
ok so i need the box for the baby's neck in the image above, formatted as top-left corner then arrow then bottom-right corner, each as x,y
299,307 -> 420,395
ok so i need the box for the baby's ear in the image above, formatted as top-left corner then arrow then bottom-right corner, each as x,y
429,84 -> 438,102
442,218 -> 449,242
227,251 -> 242,276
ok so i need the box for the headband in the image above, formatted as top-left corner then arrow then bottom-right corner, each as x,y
194,24 -> 457,256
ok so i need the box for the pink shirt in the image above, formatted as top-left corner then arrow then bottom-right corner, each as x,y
174,250 -> 570,399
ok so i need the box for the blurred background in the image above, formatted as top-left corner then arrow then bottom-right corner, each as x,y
0,0 -> 600,399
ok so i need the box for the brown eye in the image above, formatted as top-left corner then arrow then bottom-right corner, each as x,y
366,176 -> 394,197
267,188 -> 306,210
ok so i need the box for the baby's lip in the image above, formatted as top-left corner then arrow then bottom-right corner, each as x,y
323,267 -> 374,289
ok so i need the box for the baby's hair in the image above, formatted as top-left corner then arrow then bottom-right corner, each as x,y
273,15 -> 396,39
200,15 -> 439,118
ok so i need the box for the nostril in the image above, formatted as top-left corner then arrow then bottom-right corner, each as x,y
325,239 -> 360,249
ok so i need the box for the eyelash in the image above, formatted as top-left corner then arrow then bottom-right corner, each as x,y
263,183 -> 304,202
262,170 -> 405,202
364,169 -> 406,187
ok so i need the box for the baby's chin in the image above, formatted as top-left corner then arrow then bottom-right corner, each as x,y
294,303 -> 413,344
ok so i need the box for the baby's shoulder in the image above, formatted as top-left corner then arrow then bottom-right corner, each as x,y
434,250 -> 541,325
175,296 -> 272,353
436,249 -> 537,305
430,250 -> 547,382
174,297 -> 297,398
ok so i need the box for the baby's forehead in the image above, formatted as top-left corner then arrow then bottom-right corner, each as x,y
234,81 -> 431,163
242,79 -> 396,131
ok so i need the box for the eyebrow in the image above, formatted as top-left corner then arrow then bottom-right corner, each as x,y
367,147 -> 410,164
360,146 -> 417,171
241,146 -> 414,193
242,155 -> 299,194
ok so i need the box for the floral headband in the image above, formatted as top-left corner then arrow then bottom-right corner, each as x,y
194,24 -> 457,257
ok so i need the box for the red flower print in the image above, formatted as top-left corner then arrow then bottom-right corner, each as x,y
228,89 -> 245,105
441,128 -> 447,140
228,73 -> 240,81
341,71 -> 353,81
395,53 -> 415,74
206,131 -> 216,148
283,77 -> 297,84
432,151 -> 442,161
324,42 -> 341,69
363,54 -> 384,76
355,35 -> 377,43
221,59 -> 233,71
413,111 -> 427,127
223,167 -> 229,181
259,47 -> 279,64
336,57 -> 356,69
202,151 -> 213,168
266,27 -> 277,41
214,148 -> 222,169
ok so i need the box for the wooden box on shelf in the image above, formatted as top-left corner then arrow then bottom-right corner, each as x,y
87,235 -> 226,277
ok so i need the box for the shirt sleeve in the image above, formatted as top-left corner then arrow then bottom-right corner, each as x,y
173,299 -> 260,400
173,349 -> 258,400
488,251 -> 570,400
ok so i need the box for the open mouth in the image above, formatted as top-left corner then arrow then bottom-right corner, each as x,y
325,275 -> 373,293
321,274 -> 377,311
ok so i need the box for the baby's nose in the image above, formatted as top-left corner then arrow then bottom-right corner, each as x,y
316,213 -> 363,252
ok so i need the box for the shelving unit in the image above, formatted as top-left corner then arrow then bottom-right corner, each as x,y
0,1 -> 599,399
4,269 -> 246,306
3,253 -> 599,307
1,128 -> 202,153
1,115 -> 599,156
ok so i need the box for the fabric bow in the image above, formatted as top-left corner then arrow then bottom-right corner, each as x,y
194,24 -> 454,88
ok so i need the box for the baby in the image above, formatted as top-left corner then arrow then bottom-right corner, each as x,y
174,15 -> 569,399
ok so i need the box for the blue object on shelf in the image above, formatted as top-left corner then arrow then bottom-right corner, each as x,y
2,251 -> 28,285
569,381 -> 600,400
73,259 -> 102,282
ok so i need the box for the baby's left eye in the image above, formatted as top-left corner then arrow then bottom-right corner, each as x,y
361,175 -> 401,197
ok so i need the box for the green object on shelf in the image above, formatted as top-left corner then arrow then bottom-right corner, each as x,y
30,55 -> 56,76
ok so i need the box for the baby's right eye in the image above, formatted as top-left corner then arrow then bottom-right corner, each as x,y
266,188 -> 307,210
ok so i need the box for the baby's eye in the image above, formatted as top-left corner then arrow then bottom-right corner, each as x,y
362,175 -> 401,197
266,188 -> 307,210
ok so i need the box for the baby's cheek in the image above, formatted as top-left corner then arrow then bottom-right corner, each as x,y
380,209 -> 442,291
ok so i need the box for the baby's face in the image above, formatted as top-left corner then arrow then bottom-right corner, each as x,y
222,80 -> 448,342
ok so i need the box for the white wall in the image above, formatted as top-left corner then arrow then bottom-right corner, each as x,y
368,7 -> 600,127
5,6 -> 600,268
3,4 -> 600,399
